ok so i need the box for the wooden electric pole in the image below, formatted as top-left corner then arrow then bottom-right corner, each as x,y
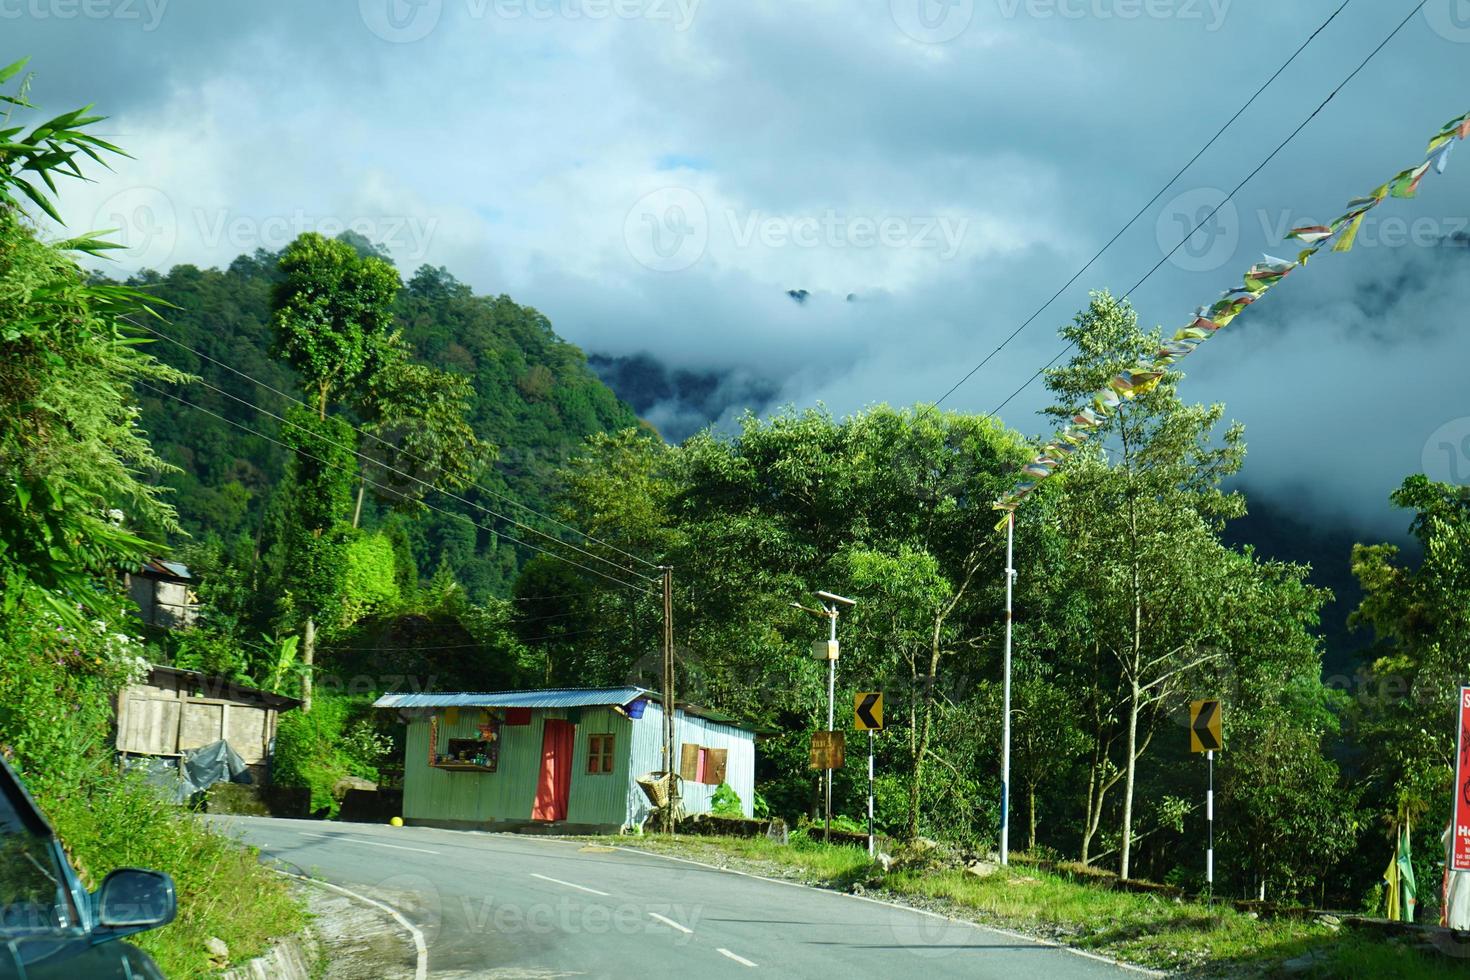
661,566 -> 678,834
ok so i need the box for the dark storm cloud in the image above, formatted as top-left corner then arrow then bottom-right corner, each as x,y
7,0 -> 1469,532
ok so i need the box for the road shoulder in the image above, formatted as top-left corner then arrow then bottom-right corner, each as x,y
279,872 -> 425,980
557,834 -> 1163,977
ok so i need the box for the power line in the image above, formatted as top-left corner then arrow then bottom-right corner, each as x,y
932,0 -> 1354,407
979,0 -> 1426,425
326,624 -> 630,652
127,317 -> 662,571
144,368 -> 658,586
507,590 -> 621,602
136,381 -> 659,596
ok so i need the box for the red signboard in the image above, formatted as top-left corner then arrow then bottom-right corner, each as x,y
1454,686 -> 1470,872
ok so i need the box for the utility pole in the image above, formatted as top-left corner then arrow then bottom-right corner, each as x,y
1001,509 -> 1015,866
661,566 -> 678,834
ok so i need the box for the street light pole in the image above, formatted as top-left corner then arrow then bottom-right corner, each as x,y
825,601 -> 837,844
796,591 -> 854,845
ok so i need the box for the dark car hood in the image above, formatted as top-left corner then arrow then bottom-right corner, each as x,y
0,936 -> 165,979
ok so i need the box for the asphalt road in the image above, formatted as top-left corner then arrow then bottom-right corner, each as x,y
205,815 -> 1140,979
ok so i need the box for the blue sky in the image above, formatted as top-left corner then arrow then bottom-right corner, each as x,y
9,0 -> 1470,534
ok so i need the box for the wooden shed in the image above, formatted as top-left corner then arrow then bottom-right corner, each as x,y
124,559 -> 199,630
115,665 -> 302,783
375,686 -> 756,833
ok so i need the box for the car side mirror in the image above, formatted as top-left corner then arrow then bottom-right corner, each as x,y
93,868 -> 177,940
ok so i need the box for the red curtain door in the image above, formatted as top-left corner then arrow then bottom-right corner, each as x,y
532,719 -> 574,821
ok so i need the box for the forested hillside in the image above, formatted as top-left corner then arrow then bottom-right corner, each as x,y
125,237 -> 638,599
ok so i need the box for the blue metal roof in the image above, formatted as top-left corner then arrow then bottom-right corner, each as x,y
373,686 -> 654,710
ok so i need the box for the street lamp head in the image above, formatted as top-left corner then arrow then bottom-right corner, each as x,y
815,590 -> 856,608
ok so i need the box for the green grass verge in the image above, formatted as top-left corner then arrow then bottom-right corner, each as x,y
584,834 -> 1464,979
43,774 -> 302,978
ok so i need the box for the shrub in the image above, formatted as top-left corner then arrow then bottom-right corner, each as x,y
44,771 -> 300,978
710,782 -> 743,817
273,694 -> 384,815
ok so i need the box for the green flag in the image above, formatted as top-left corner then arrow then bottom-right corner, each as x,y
1397,819 -> 1417,922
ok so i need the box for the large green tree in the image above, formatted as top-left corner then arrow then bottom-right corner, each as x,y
1042,293 -> 1245,876
548,406 -> 1032,840
1350,476 -> 1470,843
269,234 -> 491,706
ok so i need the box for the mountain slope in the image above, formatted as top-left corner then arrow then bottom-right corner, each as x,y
128,246 -> 639,599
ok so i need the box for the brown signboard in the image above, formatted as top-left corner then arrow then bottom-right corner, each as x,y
809,730 -> 845,770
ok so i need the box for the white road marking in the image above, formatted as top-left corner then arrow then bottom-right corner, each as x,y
297,832 -> 439,855
268,867 -> 428,980
529,872 -> 610,896
595,843 -> 1162,977
717,948 -> 757,968
647,911 -> 693,934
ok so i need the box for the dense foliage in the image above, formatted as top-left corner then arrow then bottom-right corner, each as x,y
127,247 -> 638,600
0,57 -> 298,976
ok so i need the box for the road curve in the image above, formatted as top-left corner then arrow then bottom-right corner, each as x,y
205,815 -> 1142,979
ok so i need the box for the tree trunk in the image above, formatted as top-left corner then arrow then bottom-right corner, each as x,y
1081,774 -> 1096,864
1028,782 -> 1037,852
1081,728 -> 1118,865
907,609 -> 949,841
1120,678 -> 1140,879
352,480 -> 366,528
301,615 -> 315,712
907,673 -> 934,840
1119,411 -> 1143,882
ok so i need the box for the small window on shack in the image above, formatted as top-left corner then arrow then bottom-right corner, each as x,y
587,734 -> 615,774
429,715 -> 500,772
679,743 -> 727,785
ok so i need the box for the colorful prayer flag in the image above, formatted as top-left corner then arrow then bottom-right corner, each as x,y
993,106 -> 1470,515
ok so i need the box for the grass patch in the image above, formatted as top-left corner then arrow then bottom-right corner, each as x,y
43,773 -> 302,978
582,833 -> 1462,979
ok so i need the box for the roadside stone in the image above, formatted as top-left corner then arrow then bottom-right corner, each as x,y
877,851 -> 893,872
332,776 -> 376,798
1315,914 -> 1341,932
889,837 -> 960,874
205,936 -> 229,966
1281,949 -> 1327,973
965,859 -> 1000,878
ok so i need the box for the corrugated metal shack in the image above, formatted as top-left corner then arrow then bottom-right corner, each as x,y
374,686 -> 756,833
